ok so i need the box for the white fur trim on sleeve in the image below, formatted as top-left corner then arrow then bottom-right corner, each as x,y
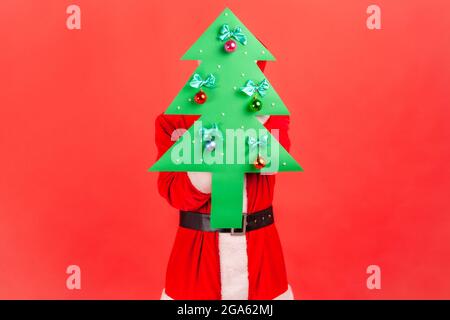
187,172 -> 212,194
256,115 -> 270,124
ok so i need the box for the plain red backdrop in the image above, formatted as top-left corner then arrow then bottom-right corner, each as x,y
1,0 -> 450,299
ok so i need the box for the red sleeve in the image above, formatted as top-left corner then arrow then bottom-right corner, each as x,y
154,114 -> 211,211
265,115 -> 291,151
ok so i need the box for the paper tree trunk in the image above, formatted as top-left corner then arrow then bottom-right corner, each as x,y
150,8 -> 302,228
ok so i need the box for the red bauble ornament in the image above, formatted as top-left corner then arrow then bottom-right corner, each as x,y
224,39 -> 237,53
194,90 -> 207,104
253,155 -> 266,169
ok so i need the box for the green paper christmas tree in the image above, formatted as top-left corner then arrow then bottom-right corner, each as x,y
150,8 -> 302,228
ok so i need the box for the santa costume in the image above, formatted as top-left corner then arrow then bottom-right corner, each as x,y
155,61 -> 294,300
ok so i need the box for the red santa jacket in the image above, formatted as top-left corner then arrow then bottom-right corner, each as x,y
155,113 -> 293,300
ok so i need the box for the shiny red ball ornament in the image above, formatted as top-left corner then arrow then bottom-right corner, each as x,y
253,155 -> 266,169
224,39 -> 237,53
194,90 -> 207,104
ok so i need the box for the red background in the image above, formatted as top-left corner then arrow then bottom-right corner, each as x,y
1,0 -> 450,299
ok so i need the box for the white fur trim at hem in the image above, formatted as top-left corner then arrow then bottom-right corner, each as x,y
160,289 -> 173,300
159,285 -> 294,300
273,285 -> 294,300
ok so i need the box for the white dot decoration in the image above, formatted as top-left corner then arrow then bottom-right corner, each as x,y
217,64 -> 221,69
262,50 -> 266,54
177,106 -> 181,110
233,86 -> 238,90
188,98 -> 192,102
244,51 -> 248,55
199,49 -> 203,53
271,102 -> 275,107
241,73 -> 245,77
221,112 -> 225,116
282,162 -> 287,166
225,12 -> 228,16
241,125 -> 245,129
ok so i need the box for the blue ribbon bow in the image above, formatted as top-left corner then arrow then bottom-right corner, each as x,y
240,79 -> 270,97
218,24 -> 248,45
247,134 -> 269,150
189,73 -> 216,89
200,124 -> 221,142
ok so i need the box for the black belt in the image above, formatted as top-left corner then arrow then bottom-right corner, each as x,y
179,206 -> 274,235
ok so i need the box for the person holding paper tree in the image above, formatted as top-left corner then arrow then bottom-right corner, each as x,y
151,8 -> 302,300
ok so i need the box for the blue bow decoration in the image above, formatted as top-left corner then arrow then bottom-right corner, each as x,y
240,79 -> 270,97
218,24 -> 248,45
247,134 -> 269,150
189,73 -> 216,89
200,124 -> 221,142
